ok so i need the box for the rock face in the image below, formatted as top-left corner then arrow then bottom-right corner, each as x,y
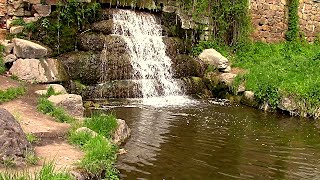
92,20 -> 114,34
199,49 -> 229,71
48,94 -> 84,118
4,54 -> 17,63
35,84 -> 67,95
13,38 -> 48,59
0,108 -> 32,167
277,96 -> 298,115
9,58 -> 68,83
113,119 -> 131,145
171,55 -> 204,78
241,91 -> 259,108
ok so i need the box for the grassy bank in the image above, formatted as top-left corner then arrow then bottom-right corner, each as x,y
194,41 -> 320,117
37,89 -> 119,179
233,42 -> 320,115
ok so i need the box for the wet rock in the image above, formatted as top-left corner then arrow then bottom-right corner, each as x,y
9,58 -> 68,83
181,77 -> 210,96
4,54 -> 17,63
82,80 -> 142,99
241,91 -> 259,107
92,20 -> 114,34
277,96 -> 298,115
13,38 -> 48,59
78,33 -> 106,51
162,37 -> 186,59
171,55 -> 205,78
48,94 -> 84,118
198,49 -> 229,71
0,108 -> 32,167
60,51 -> 101,85
113,119 -> 131,145
10,26 -> 24,34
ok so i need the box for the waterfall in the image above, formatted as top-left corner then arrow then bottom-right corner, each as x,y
112,9 -> 193,106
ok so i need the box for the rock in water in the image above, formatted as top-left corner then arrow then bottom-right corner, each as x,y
48,94 -> 84,118
113,119 -> 131,145
0,108 -> 32,167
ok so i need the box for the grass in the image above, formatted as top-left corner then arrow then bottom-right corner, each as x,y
231,41 -> 320,115
0,87 -> 26,103
0,162 -> 74,180
68,112 -> 119,179
24,150 -> 39,165
84,113 -> 118,138
37,98 -> 75,123
78,135 -> 118,179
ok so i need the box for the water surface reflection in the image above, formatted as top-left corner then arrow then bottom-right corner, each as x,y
100,100 -> 320,179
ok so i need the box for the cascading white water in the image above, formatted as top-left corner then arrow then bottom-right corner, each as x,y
112,9 -> 195,106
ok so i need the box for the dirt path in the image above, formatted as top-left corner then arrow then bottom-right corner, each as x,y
0,75 -> 83,172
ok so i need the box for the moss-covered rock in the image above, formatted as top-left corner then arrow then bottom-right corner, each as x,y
171,55 -> 205,78
162,37 -> 186,59
60,51 -> 102,85
92,20 -> 114,35
181,77 -> 210,97
78,33 -> 106,51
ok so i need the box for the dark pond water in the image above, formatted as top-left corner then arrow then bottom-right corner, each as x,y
99,99 -> 320,179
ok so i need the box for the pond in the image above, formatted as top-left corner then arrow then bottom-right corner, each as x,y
98,99 -> 320,179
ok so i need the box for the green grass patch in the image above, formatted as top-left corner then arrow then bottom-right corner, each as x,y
84,113 -> 118,138
232,41 -> 320,114
0,87 -> 26,103
37,98 -> 75,123
26,133 -> 39,144
0,162 -> 73,180
78,135 -> 119,179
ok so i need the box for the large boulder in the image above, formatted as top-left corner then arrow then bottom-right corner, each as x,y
78,33 -> 106,51
181,77 -> 210,96
13,38 -> 48,59
241,91 -> 259,108
277,96 -> 298,115
48,94 -> 84,118
198,49 -> 229,71
92,20 -> 114,34
112,119 -> 131,145
0,108 -> 32,167
9,58 -> 68,83
35,84 -> 67,96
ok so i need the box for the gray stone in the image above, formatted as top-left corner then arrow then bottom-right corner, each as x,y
4,54 -> 17,63
219,73 -> 237,86
162,6 -> 176,13
277,96 -> 299,115
13,38 -> 48,59
112,119 -> 131,145
0,108 -> 32,167
47,84 -> 67,94
10,26 -> 24,34
35,90 -> 47,95
198,49 -> 229,71
48,94 -> 84,118
9,58 -> 68,83
222,66 -> 231,73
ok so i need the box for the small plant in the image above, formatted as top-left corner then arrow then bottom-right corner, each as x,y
84,113 -> 118,138
2,157 -> 15,168
10,75 -> 19,81
37,98 -> 75,123
26,133 -> 39,144
0,45 -> 5,74
0,87 -> 26,103
24,150 -> 39,165
11,18 -> 26,26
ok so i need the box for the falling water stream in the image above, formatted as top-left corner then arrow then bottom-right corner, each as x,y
112,10 -> 195,107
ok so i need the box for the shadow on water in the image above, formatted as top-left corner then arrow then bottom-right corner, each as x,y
94,99 -> 320,179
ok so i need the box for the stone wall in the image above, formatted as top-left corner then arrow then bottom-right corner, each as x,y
250,0 -> 288,42
298,0 -> 320,41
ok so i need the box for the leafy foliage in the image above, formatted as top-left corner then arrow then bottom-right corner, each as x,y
286,0 -> 299,41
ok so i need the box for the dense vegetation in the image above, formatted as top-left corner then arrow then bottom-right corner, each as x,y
0,87 -> 26,103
